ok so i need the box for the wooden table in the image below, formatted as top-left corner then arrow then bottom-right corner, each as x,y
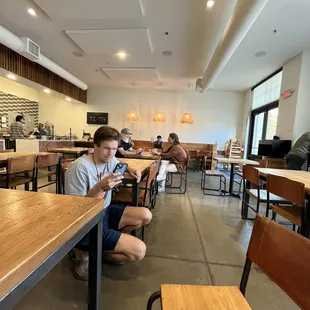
0,151 -> 61,193
0,189 -> 104,310
48,147 -> 89,158
214,157 -> 259,197
159,284 -> 251,309
254,168 -> 310,237
123,152 -> 160,160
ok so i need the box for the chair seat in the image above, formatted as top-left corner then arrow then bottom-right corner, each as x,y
271,205 -> 302,226
160,284 -> 251,309
246,189 -> 287,202
204,169 -> 224,177
0,176 -> 33,188
112,187 -> 145,205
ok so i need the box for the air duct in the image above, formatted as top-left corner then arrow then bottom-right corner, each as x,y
197,0 -> 269,92
0,25 -> 87,90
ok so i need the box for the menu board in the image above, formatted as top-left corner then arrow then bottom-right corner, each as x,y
87,112 -> 108,125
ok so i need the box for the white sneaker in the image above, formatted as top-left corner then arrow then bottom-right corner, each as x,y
158,187 -> 165,193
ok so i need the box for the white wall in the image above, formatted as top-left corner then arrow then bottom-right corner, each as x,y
0,78 -> 245,149
85,88 -> 245,149
293,51 -> 310,141
276,54 -> 302,140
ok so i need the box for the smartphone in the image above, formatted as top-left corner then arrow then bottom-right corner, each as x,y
113,163 -> 128,176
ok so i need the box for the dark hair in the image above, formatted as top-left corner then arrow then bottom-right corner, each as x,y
157,135 -> 162,139
94,126 -> 121,146
16,115 -> 23,122
169,133 -> 180,145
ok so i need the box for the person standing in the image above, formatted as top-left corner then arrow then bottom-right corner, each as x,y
152,133 -> 188,192
286,132 -> 310,170
9,115 -> 26,139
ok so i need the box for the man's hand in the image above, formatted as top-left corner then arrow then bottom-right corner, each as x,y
128,168 -> 141,182
98,172 -> 123,191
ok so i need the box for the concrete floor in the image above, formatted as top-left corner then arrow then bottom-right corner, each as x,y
14,172 -> 299,310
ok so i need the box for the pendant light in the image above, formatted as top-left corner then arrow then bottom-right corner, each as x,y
181,112 -> 193,124
153,112 -> 166,123
127,111 -> 139,122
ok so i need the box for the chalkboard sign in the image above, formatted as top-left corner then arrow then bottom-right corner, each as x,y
87,112 -> 108,125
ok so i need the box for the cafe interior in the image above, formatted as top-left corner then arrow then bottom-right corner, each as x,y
0,0 -> 310,309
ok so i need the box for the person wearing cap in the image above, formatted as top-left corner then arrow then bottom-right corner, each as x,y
116,128 -> 142,158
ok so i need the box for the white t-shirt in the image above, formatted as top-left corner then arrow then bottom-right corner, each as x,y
65,154 -> 119,208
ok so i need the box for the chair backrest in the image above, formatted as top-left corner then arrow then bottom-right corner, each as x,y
37,153 -> 59,168
242,165 -> 259,186
258,160 -> 268,168
266,174 -> 305,206
199,150 -> 212,158
187,150 -> 198,157
244,214 -> 310,309
7,155 -> 36,174
146,162 -> 159,190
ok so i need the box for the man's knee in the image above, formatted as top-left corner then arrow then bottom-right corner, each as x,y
129,240 -> 146,262
142,208 -> 152,225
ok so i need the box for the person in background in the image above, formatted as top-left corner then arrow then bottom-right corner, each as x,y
116,128 -> 142,158
65,126 -> 152,280
286,132 -> 310,170
9,115 -> 26,139
153,135 -> 164,149
33,123 -> 47,138
152,133 -> 188,192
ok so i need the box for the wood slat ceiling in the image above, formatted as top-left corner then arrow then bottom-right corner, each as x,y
0,44 -> 87,103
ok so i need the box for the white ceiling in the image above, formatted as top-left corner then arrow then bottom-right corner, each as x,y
0,0 -> 309,91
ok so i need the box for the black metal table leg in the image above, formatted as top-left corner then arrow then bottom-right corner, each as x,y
241,179 -> 251,219
56,159 -> 62,194
88,218 -> 103,310
304,194 -> 310,238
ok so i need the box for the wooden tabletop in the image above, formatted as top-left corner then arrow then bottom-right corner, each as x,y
256,168 -> 310,194
123,152 -> 160,160
0,189 -> 104,301
119,158 -> 156,174
161,284 -> 251,309
0,151 -> 51,163
215,157 -> 259,166
48,147 -> 89,154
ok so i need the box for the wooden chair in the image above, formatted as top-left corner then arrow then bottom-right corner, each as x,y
112,162 -> 158,209
241,165 -> 285,219
0,155 -> 36,190
198,150 -> 212,170
147,215 -> 310,310
235,160 -> 268,196
201,169 -> 226,196
187,150 -> 199,171
34,153 -> 59,193
165,155 -> 190,194
0,149 -> 14,175
266,174 -> 306,234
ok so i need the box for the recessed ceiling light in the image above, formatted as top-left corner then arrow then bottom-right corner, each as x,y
27,8 -> 37,16
43,89 -> 50,93
117,51 -> 127,59
7,74 -> 17,80
65,97 -> 71,101
163,51 -> 173,57
255,51 -> 267,58
206,0 -> 215,8
73,51 -> 83,57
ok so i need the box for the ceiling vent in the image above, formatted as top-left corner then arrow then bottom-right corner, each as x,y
19,37 -> 40,61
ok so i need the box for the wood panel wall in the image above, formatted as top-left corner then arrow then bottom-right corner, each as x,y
0,43 -> 87,103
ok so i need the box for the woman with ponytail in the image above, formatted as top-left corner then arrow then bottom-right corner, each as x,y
152,133 -> 188,192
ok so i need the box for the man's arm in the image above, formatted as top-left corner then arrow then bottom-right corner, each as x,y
117,147 -> 135,155
127,166 -> 141,182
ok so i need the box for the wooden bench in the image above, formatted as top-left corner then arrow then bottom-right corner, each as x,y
201,169 -> 226,195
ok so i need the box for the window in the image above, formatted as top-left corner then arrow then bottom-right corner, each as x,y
247,70 -> 282,156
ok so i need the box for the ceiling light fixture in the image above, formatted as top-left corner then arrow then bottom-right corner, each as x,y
153,112 -> 166,123
127,111 -> 139,122
43,89 -> 50,93
117,51 -> 127,59
255,51 -> 267,58
181,113 -> 194,124
27,8 -> 37,16
7,74 -> 17,80
206,0 -> 215,8
73,51 -> 83,57
65,97 -> 71,101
